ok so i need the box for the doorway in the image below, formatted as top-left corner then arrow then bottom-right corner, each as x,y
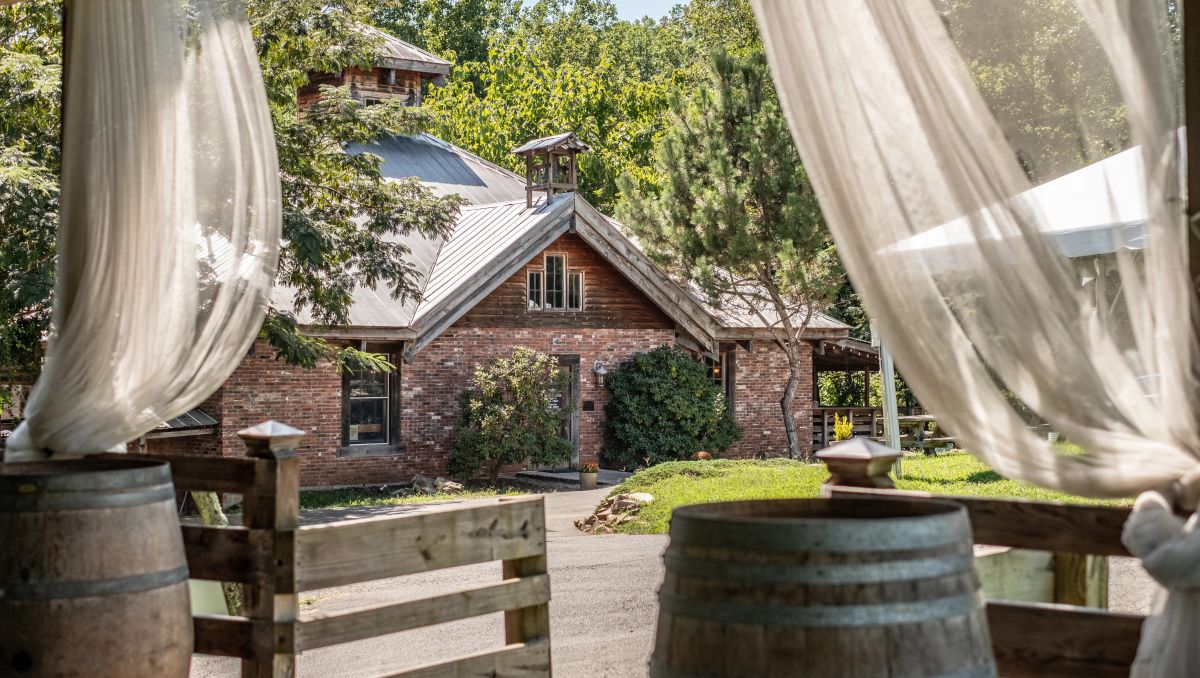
550,355 -> 580,469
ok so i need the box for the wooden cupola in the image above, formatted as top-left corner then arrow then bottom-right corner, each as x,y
512,132 -> 590,208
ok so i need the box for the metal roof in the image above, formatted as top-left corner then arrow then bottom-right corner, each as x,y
359,25 -> 451,75
415,197 -> 573,323
512,132 -> 590,155
156,408 -> 218,431
349,134 -> 528,205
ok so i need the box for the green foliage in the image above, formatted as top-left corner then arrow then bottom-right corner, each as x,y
605,454 -> 1129,535
602,346 -> 741,470
0,0 -> 464,380
579,462 -> 599,474
940,0 -> 1131,182
298,484 -> 519,509
618,49 -> 842,458
450,347 -> 574,482
371,0 -> 522,66
832,413 -> 853,441
0,0 -> 61,393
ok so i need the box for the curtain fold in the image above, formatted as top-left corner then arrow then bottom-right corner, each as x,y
5,0 -> 280,460
752,0 -> 1197,674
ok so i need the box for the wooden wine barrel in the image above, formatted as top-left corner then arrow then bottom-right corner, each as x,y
0,458 -> 192,677
651,498 -> 996,678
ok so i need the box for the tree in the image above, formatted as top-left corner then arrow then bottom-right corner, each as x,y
618,49 -> 842,460
370,0 -> 521,67
0,0 -> 61,406
0,0 -> 465,379
602,346 -> 741,469
449,347 -> 573,483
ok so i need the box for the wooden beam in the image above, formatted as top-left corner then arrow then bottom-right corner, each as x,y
297,575 -> 550,651
380,639 -> 551,678
829,486 -> 1131,556
128,452 -> 275,496
182,525 -> 274,585
295,497 -> 547,591
193,615 -> 273,660
987,602 -> 1143,678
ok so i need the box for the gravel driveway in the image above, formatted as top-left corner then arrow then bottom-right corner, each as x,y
190,488 -> 1155,678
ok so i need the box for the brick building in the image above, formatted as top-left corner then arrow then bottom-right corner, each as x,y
137,32 -> 876,487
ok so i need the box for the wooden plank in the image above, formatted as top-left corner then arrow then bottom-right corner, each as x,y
182,525 -> 273,585
297,575 -> 550,651
132,452 -> 273,495
1053,552 -> 1109,608
987,602 -> 1143,678
381,639 -> 551,678
828,487 -> 1131,556
296,497 -> 547,591
193,614 -> 272,660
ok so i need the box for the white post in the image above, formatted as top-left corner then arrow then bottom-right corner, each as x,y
872,323 -> 902,477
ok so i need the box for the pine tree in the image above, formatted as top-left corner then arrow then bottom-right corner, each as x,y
618,49 -> 842,459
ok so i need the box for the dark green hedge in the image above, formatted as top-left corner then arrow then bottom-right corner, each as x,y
602,346 -> 741,469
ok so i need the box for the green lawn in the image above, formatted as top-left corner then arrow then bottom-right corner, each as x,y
607,452 -> 1128,535
298,485 -> 521,510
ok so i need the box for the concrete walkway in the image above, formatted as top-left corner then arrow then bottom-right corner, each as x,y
190,489 -> 1156,678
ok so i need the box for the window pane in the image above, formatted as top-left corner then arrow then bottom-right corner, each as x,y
349,369 -> 387,398
545,255 -> 565,309
567,271 -> 583,310
348,398 -> 387,443
528,271 -> 543,309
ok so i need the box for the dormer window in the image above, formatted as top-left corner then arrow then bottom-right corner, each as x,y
528,254 -> 583,311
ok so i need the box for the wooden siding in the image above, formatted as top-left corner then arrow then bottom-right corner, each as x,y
298,67 -> 426,109
455,233 -> 675,329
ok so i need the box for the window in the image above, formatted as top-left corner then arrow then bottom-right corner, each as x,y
363,97 -> 382,107
544,254 -> 566,309
527,270 -> 543,309
567,271 -> 583,311
705,351 -> 736,410
347,363 -> 390,445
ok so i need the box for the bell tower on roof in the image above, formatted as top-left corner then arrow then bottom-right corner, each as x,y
512,132 -> 590,208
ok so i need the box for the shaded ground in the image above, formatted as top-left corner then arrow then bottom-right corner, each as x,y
190,484 -> 1155,678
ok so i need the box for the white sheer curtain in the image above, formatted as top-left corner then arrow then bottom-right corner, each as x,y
5,0 -> 280,460
752,0 -> 1198,674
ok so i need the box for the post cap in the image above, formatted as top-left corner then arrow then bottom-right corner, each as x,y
817,437 -> 900,489
237,420 -> 305,457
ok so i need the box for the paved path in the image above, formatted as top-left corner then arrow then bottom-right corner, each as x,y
191,489 -> 1156,677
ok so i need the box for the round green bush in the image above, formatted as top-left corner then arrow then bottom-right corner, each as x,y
602,346 -> 742,470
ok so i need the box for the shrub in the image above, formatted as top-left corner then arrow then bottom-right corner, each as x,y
833,413 -> 854,441
449,347 -> 574,482
579,462 -> 599,474
602,346 -> 742,469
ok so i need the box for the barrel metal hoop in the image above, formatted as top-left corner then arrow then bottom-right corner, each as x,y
649,659 -> 997,678
664,552 -> 975,585
0,564 -> 189,601
0,482 -> 175,511
669,510 -> 972,553
657,590 -> 984,627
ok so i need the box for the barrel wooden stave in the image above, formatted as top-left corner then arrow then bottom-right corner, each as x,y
0,459 -> 192,677
652,498 -> 996,678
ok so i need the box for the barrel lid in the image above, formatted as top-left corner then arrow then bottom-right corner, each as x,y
669,498 -> 972,553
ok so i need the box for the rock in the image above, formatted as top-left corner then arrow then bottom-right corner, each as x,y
627,492 -> 654,505
692,451 -> 712,460
434,477 -> 464,494
411,474 -> 437,494
612,499 -> 639,513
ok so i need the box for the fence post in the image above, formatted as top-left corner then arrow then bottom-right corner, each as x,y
500,497 -> 551,652
239,421 -> 304,678
816,437 -> 902,497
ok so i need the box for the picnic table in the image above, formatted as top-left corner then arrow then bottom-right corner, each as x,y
893,414 -> 956,454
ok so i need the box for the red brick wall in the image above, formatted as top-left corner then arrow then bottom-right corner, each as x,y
724,340 -> 814,459
402,327 -> 676,472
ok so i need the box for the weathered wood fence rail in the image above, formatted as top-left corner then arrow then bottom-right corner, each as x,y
141,421 -> 552,678
820,446 -> 1143,678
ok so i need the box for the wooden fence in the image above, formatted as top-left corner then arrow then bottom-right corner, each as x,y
819,446 -> 1143,678
144,421 -> 551,678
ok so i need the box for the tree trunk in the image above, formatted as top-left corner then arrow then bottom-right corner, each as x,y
781,362 -> 803,460
489,459 -> 502,485
193,490 -> 243,615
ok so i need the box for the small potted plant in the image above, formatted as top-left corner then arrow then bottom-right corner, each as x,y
579,462 -> 600,490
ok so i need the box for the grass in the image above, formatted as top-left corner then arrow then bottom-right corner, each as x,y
607,452 -> 1128,535
298,485 -> 521,510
